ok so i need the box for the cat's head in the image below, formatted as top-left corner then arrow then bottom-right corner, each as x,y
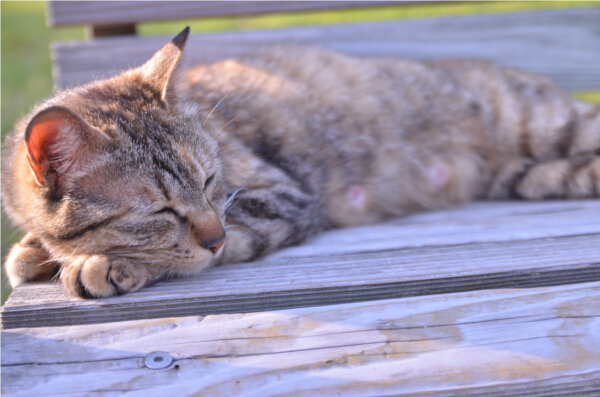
3,28 -> 227,276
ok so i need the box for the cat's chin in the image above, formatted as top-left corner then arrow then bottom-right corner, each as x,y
171,248 -> 224,276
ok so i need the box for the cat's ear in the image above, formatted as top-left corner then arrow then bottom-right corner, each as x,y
25,106 -> 110,197
136,26 -> 190,107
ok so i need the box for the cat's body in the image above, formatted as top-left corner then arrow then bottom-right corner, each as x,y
3,28 -> 599,297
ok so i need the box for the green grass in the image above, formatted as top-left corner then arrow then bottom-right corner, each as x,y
573,91 -> 600,103
1,2 -> 84,137
137,1 -> 600,35
1,1 -> 84,304
2,1 -> 599,305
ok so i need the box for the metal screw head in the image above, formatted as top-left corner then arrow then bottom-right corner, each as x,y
144,351 -> 173,369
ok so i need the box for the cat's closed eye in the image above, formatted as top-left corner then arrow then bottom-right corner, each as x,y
204,175 -> 214,190
155,207 -> 187,224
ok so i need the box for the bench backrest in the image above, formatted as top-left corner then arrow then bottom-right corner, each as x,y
47,2 -> 600,92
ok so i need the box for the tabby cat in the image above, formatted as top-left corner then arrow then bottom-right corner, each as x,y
3,28 -> 599,298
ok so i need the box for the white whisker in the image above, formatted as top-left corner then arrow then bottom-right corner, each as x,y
224,188 -> 246,211
158,263 -> 179,281
53,245 -> 81,282
203,93 -> 230,126
214,115 -> 241,137
38,258 -> 60,267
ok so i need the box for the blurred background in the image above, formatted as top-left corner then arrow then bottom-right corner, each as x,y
2,1 -> 599,304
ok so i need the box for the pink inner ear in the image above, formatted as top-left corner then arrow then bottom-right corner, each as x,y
26,119 -> 61,186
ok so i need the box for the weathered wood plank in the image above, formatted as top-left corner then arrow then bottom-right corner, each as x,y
2,200 -> 599,329
51,8 -> 600,91
3,282 -> 600,396
274,199 -> 600,257
46,1 -> 400,27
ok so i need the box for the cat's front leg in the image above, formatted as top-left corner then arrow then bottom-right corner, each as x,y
5,232 -> 58,286
60,255 -> 163,298
219,228 -> 260,265
220,185 -> 327,265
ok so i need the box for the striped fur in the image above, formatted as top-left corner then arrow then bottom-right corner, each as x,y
3,29 -> 599,297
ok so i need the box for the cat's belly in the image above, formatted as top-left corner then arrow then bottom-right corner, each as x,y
321,150 -> 486,227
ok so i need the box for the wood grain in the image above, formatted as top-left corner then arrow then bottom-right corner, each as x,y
2,200 -> 599,329
46,1 -> 401,27
51,8 -> 600,91
273,199 -> 600,257
3,282 -> 599,396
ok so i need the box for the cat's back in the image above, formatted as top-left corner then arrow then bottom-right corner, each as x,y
182,47 -> 492,223
183,45 -> 448,121
183,46 -> 522,140
182,46 -> 592,225
182,45 -> 467,157
184,46 -> 577,158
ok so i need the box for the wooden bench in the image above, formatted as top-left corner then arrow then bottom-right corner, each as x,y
2,2 -> 600,395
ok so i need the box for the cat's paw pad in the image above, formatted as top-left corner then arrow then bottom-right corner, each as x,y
107,260 -> 153,295
5,233 -> 57,286
62,255 -> 153,298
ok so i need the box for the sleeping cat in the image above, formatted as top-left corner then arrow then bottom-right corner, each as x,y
3,27 -> 599,298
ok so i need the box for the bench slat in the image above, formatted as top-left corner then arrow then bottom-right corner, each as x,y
3,281 -> 599,396
47,1 -> 399,27
2,200 -> 599,329
51,9 -> 600,91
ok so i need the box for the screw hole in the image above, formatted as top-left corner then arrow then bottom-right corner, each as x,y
144,352 -> 173,369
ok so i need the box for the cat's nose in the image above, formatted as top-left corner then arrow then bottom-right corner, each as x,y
189,212 -> 226,254
201,233 -> 226,254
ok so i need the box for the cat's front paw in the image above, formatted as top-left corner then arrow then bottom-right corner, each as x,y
61,255 -> 158,298
5,233 -> 58,286
219,229 -> 256,264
